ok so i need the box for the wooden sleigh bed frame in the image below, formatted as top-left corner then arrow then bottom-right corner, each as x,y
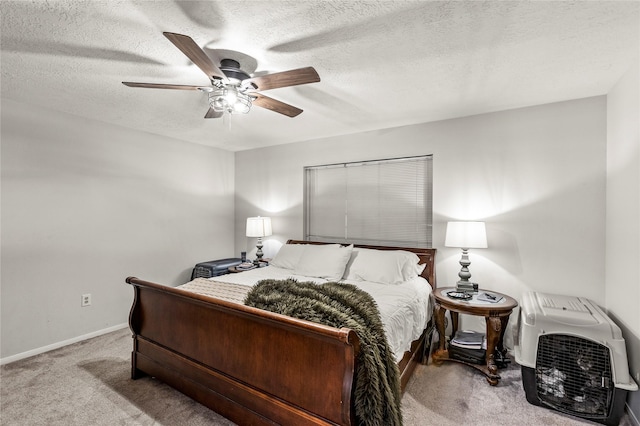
126,240 -> 437,425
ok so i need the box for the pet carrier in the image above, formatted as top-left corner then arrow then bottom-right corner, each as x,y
514,291 -> 637,426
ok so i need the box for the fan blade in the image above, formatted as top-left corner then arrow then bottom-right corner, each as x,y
242,67 -> 320,91
252,93 -> 303,117
163,32 -> 227,82
122,82 -> 205,90
204,108 -> 223,119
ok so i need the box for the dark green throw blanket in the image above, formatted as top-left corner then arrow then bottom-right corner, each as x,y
244,279 -> 402,426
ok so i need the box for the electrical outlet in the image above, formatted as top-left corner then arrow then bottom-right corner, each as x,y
81,293 -> 91,307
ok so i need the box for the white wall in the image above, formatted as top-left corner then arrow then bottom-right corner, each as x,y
1,99 -> 236,360
606,56 -> 640,413
235,96 -> 607,342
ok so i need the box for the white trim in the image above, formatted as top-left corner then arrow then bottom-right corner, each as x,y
628,402 -> 640,426
0,323 -> 129,365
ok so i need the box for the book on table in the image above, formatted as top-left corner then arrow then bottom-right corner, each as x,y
450,330 -> 486,350
476,292 -> 504,303
236,262 -> 257,271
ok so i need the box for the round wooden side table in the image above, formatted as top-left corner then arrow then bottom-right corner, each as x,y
431,287 -> 518,385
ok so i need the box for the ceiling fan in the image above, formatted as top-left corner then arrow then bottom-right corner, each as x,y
122,32 -> 320,119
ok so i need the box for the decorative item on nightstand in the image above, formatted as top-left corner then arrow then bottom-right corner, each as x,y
445,221 -> 487,293
246,216 -> 272,265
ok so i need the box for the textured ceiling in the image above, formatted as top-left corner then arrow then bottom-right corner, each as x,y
1,1 -> 638,151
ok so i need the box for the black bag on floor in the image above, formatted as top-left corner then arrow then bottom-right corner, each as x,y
449,344 -> 486,365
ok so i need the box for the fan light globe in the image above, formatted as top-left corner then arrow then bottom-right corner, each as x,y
209,89 -> 252,115
225,87 -> 238,104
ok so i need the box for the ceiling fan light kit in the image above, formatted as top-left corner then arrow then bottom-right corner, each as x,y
122,32 -> 320,119
209,87 -> 252,114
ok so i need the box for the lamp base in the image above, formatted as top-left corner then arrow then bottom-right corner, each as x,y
456,281 -> 477,293
253,237 -> 264,266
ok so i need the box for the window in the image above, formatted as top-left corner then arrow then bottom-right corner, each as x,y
304,155 -> 433,248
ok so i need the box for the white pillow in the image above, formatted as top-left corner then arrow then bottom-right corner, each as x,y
344,248 -> 422,285
294,244 -> 353,281
409,262 -> 427,280
270,244 -> 307,269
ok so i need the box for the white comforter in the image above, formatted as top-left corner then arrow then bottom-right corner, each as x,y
210,265 -> 433,362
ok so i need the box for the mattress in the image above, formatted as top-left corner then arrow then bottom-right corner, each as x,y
180,265 -> 432,362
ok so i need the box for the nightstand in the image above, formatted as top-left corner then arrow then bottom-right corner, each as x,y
431,287 -> 518,385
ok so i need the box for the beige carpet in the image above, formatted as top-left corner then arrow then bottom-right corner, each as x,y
0,328 -> 634,425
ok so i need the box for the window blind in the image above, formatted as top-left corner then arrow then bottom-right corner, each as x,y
304,155 -> 433,248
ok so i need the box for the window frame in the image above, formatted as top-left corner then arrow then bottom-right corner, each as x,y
303,155 -> 433,248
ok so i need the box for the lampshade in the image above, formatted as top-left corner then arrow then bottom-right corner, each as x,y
246,217 -> 273,238
445,221 -> 488,249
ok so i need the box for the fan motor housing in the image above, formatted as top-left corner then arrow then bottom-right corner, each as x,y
219,59 -> 250,82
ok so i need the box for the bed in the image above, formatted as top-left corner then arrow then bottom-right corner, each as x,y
126,240 -> 437,425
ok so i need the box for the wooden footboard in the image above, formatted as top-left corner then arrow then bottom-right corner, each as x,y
127,277 -> 360,425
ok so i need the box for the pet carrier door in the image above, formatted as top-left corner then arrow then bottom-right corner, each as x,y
535,334 -> 613,418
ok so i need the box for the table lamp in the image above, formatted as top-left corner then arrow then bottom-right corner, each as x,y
246,216 -> 272,265
445,221 -> 487,293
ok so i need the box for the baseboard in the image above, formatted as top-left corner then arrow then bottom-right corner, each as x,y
628,401 -> 640,426
0,323 -> 129,365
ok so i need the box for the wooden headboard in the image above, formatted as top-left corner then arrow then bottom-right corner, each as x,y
286,240 -> 437,289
